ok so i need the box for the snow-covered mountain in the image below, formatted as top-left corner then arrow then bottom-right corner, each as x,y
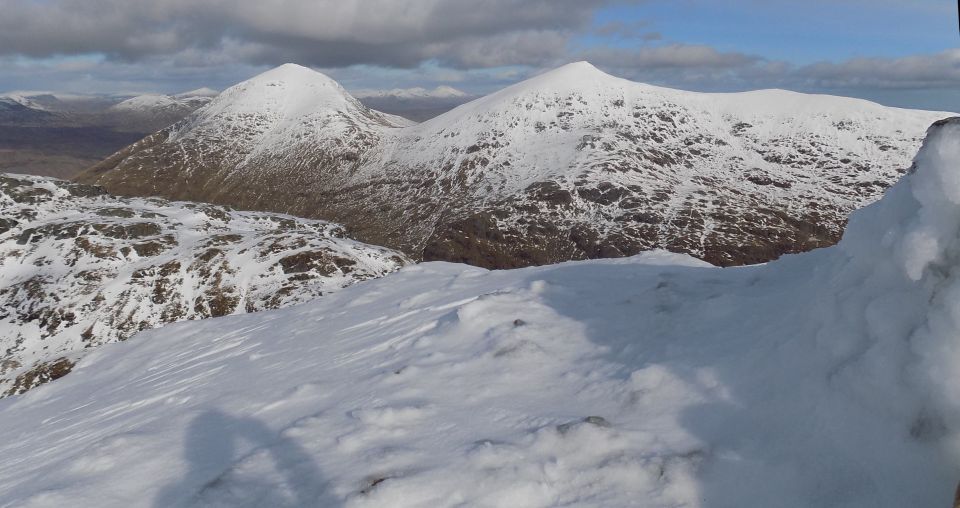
0,173 -> 407,396
78,64 -> 414,217
0,94 -> 54,124
0,93 -> 48,111
78,62 -> 952,267
107,92 -> 216,132
2,119 -> 960,507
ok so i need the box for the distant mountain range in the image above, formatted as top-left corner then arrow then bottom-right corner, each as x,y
77,62 -> 952,268
0,94 -> 55,124
355,86 -> 475,121
0,88 -> 219,129
106,92 -> 217,132
0,89 -> 219,178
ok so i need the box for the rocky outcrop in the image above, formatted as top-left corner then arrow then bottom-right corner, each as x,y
0,173 -> 408,395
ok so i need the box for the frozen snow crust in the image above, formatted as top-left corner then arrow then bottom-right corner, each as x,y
3,119 -> 960,506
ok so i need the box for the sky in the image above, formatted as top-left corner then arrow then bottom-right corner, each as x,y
0,0 -> 958,111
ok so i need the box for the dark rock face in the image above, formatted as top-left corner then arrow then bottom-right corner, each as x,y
0,173 -> 408,396
3,358 -> 74,398
75,63 -> 951,269
420,201 -> 838,269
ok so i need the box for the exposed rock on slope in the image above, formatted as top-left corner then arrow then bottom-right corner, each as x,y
0,173 -> 407,396
78,62 -> 952,267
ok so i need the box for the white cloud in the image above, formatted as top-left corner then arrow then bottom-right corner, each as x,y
796,49 -> 960,90
0,0 -> 635,69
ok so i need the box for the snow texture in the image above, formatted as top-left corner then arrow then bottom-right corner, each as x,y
2,119 -> 960,507
0,173 -> 408,396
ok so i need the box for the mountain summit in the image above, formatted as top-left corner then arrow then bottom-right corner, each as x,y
168,63 -> 409,146
77,62 -> 952,267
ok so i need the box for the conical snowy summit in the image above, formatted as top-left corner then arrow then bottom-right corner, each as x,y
169,63 -> 410,143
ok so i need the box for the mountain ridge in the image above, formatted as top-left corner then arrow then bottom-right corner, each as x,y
77,62 -> 954,267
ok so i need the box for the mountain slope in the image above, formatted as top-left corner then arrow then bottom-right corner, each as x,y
0,95 -> 54,124
3,119 -> 960,507
77,62 -> 952,267
0,173 -> 407,396
79,64 -> 413,223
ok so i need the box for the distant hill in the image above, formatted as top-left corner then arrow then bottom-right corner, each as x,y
0,89 -> 218,178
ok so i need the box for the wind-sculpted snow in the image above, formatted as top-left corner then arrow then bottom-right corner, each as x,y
0,173 -> 408,396
78,62 -> 952,267
3,120 -> 960,506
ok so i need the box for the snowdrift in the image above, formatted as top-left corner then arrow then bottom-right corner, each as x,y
1,119 -> 960,506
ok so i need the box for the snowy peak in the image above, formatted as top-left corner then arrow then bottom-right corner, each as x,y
217,63 -> 356,113
254,63 -> 337,82
842,116 -> 960,280
170,63 -> 409,144
436,60 -> 926,126
536,60 -> 612,82
503,61 -> 628,95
